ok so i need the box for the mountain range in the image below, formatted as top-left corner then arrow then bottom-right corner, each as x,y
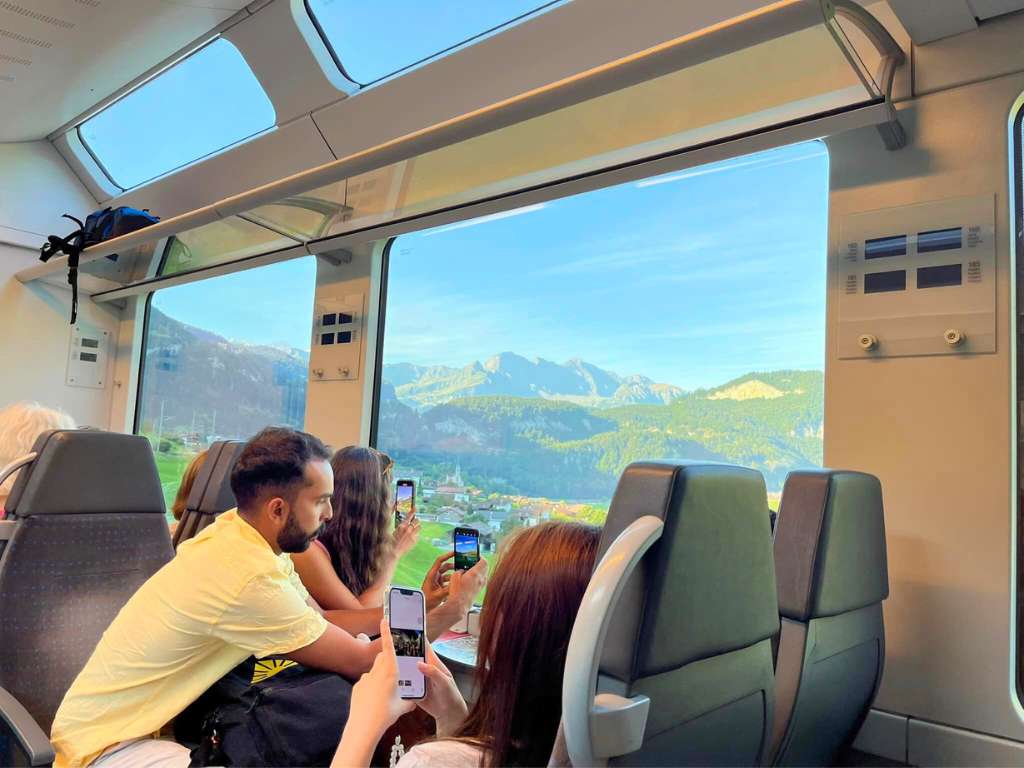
378,364 -> 823,497
384,353 -> 683,409
138,309 -> 823,498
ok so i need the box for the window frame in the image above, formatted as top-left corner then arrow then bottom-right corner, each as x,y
302,0 -> 563,88
76,37 -> 276,191
368,141 -> 829,480
1011,97 -> 1024,705
368,237 -> 394,448
132,291 -> 157,436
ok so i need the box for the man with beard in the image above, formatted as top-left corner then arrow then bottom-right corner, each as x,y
51,428 -> 386,768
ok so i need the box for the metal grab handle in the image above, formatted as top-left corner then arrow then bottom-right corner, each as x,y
0,684 -> 54,766
561,515 -> 664,767
0,453 -> 36,492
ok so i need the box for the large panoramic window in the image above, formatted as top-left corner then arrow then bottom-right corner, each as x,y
137,257 -> 316,510
79,39 -> 275,189
306,0 -> 560,86
376,142 -> 827,588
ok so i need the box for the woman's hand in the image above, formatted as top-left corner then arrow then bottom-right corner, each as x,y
446,557 -> 488,616
416,638 -> 468,737
332,619 -> 414,767
351,619 -> 416,734
393,509 -> 420,559
420,550 -> 454,612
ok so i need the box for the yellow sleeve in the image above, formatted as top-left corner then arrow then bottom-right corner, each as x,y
214,571 -> 327,658
282,554 -> 311,604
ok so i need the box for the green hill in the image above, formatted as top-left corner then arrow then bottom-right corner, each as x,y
378,369 -> 823,497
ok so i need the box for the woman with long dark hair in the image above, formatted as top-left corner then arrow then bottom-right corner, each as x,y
293,446 -> 432,609
406,521 -> 599,767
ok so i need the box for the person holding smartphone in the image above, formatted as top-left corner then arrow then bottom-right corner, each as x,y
331,522 -> 600,768
293,446 -> 485,639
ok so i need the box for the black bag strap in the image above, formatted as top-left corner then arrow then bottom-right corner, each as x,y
38,214 -> 87,324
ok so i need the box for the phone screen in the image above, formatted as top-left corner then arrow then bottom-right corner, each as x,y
454,528 -> 480,571
396,481 -> 414,524
388,588 -> 425,699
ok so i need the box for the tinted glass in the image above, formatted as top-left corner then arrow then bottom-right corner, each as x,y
377,141 -> 827,589
80,39 -> 275,189
138,257 -> 316,511
307,0 -> 559,85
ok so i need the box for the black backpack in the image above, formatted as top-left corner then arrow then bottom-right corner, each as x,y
178,656 -> 353,767
39,206 -> 159,323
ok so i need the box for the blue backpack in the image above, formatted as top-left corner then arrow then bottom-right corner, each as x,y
39,206 -> 160,323
80,206 -> 160,248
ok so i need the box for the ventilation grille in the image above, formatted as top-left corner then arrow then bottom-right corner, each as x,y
0,27 -> 52,48
0,51 -> 30,66
0,2 -> 74,30
75,0 -> 101,6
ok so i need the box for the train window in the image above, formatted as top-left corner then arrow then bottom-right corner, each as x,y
1014,100 -> 1024,697
78,39 -> 275,190
305,0 -> 560,86
374,141 -> 827,587
137,257 -> 316,509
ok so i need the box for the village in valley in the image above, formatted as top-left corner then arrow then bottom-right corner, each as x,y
400,462 -> 607,554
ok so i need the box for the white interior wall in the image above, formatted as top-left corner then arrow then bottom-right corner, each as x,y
0,244 -> 121,428
827,68 -> 1022,743
0,141 -> 96,249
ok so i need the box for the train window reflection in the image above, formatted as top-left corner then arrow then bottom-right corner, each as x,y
306,0 -> 561,86
137,257 -> 316,510
375,141 -> 828,588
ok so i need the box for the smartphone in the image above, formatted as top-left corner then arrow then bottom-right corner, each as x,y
453,527 -> 480,571
395,479 -> 414,527
387,587 -> 426,699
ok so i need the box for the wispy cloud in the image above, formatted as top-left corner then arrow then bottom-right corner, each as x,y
421,204 -> 547,237
534,237 -> 717,277
635,145 -> 827,189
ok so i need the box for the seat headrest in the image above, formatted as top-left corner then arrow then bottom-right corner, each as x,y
6,430 -> 165,517
191,441 -> 243,515
183,441 -> 225,514
599,461 -> 779,681
774,470 -> 888,622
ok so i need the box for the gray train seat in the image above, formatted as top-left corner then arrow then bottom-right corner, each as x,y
769,470 -> 888,767
562,461 -> 780,767
172,440 -> 244,548
0,429 -> 173,766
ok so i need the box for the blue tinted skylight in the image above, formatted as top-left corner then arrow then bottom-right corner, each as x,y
307,0 -> 561,86
79,39 -> 275,190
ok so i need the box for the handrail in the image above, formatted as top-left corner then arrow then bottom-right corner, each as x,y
0,453 -> 36,492
17,0 -> 905,288
828,0 -> 906,149
561,515 -> 664,766
0,684 -> 55,766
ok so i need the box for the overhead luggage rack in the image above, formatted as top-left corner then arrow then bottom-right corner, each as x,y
18,0 -> 904,301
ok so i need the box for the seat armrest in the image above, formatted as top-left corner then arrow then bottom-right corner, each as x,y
0,685 -> 55,766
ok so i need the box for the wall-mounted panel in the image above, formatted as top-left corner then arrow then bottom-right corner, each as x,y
836,194 -> 996,358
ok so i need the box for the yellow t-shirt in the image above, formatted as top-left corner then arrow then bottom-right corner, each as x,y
50,509 -> 328,768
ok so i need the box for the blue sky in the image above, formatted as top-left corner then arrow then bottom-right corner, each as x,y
382,141 -> 828,390
80,39 -> 275,189
308,0 -> 558,84
153,141 -> 827,391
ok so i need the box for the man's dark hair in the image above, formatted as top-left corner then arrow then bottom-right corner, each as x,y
230,427 -> 331,511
